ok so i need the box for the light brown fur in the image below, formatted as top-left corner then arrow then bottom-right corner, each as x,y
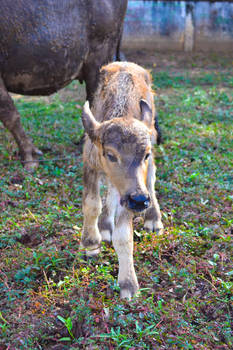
81,62 -> 163,299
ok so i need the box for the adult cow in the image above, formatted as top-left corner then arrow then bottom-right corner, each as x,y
0,0 -> 128,169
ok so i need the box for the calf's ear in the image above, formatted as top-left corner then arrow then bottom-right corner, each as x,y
140,99 -> 153,128
82,101 -> 100,142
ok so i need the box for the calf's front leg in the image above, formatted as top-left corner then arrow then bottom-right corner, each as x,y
98,182 -> 119,243
113,206 -> 139,299
81,164 -> 102,256
144,157 -> 164,234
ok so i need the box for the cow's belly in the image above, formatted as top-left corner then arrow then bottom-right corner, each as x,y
2,45 -> 88,95
0,0 -> 89,95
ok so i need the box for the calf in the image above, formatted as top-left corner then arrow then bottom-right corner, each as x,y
81,62 -> 163,299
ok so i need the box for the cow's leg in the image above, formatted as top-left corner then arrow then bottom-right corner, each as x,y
112,206 -> 139,299
81,164 -> 102,257
0,76 -> 42,170
98,182 -> 119,243
144,157 -> 164,234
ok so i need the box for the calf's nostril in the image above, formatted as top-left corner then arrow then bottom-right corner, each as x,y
128,194 -> 150,211
143,198 -> 150,208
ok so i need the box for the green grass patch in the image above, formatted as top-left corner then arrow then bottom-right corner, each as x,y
0,61 -> 232,349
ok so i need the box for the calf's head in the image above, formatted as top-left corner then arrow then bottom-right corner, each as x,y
82,101 -> 154,213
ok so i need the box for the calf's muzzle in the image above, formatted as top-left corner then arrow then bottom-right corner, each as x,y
121,193 -> 150,212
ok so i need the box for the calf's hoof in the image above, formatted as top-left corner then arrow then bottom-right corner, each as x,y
85,245 -> 101,257
80,242 -> 102,258
80,235 -> 102,258
119,279 -> 139,300
100,229 -> 112,243
144,219 -> 164,235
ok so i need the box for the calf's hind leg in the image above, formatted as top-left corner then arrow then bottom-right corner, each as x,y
144,157 -> 164,234
0,76 -> 42,170
81,164 -> 102,256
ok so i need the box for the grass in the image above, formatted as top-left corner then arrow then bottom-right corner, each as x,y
0,56 -> 233,349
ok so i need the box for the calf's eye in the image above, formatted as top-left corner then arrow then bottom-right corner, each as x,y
144,153 -> 151,161
107,153 -> 117,163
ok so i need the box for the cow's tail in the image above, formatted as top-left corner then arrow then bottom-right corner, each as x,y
155,113 -> 162,145
115,25 -> 125,61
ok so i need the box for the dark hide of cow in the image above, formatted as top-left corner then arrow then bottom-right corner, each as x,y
0,0 -> 128,169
